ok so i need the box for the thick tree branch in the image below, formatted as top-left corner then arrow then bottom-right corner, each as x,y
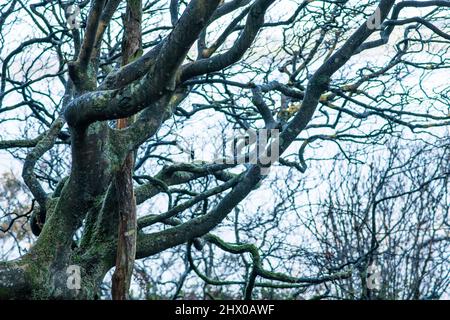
78,0 -> 107,69
22,116 -> 65,208
180,0 -> 276,81
64,0 -> 222,127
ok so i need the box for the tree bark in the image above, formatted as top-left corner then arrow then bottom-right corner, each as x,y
111,0 -> 142,300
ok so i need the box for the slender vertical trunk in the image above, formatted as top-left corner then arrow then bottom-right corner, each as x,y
111,0 -> 142,300
111,151 -> 137,300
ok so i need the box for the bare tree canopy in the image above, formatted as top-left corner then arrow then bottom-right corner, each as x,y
0,0 -> 449,300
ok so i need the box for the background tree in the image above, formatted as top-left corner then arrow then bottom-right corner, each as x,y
0,0 -> 448,299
